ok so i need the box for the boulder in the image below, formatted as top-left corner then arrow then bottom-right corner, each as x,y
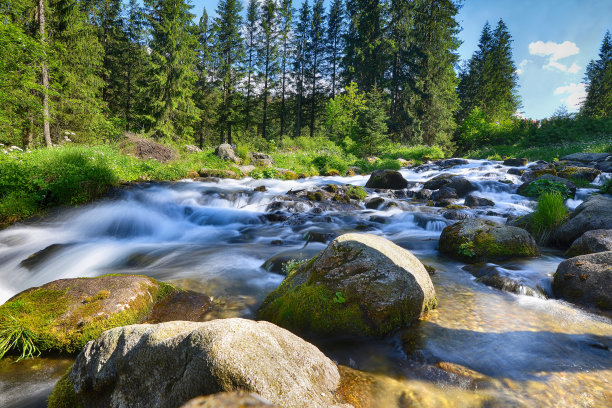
0,275 -> 186,354
503,158 -> 528,167
464,194 -> 494,208
56,319 -> 346,408
507,168 -> 524,176
560,153 -> 611,163
262,248 -> 323,275
438,158 -> 469,168
365,197 -> 385,209
240,165 -> 256,175
596,159 -> 612,172
198,169 -> 238,179
521,163 -> 557,182
423,175 -> 476,197
438,219 -> 539,263
432,187 -> 458,202
249,152 -> 274,167
215,144 -> 241,163
517,174 -> 576,198
181,392 -> 276,408
557,166 -> 601,182
552,251 -> 612,310
415,189 -> 433,200
258,233 -> 437,337
565,230 -> 612,257
364,170 -> 408,190
553,195 -> 612,248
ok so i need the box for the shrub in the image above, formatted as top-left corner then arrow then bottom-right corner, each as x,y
601,178 -> 612,194
312,154 -> 349,175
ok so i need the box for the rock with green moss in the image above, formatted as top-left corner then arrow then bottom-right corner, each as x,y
257,233 -> 437,337
517,174 -> 576,198
552,251 -> 612,310
0,275 -> 209,357
59,319 -> 347,408
438,219 -> 539,263
365,170 -> 408,190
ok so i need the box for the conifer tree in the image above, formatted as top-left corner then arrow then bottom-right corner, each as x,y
293,0 -> 310,137
278,0 -> 293,137
307,0 -> 325,137
122,0 -> 148,131
354,85 -> 388,156
387,0 -> 411,139
326,0 -> 344,97
212,0 -> 244,144
582,30 -> 612,117
258,0 -> 279,140
244,0 -> 259,132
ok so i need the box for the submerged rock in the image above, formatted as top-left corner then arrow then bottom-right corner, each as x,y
438,158 -> 469,168
365,170 -> 408,190
462,264 -> 544,298
0,275 -> 180,355
552,251 -> 612,310
565,229 -> 612,257
438,219 -> 539,263
258,233 -> 436,337
464,194 -> 494,208
57,319 -> 346,408
553,195 -> 612,248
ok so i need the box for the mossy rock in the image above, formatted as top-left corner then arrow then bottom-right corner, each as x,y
438,219 -> 539,263
517,174 -> 576,199
47,368 -> 81,408
0,275 -> 208,357
258,233 -> 437,338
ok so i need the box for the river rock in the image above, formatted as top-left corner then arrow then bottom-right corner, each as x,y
258,233 -> 437,337
181,392 -> 276,408
58,319 -> 345,408
423,175 -> 476,197
552,195 -> 612,248
215,144 -> 241,163
438,219 -> 539,263
462,264 -> 543,298
503,158 -> 528,167
365,197 -> 385,209
415,189 -> 433,200
198,169 -> 238,179
596,159 -> 612,172
365,170 -> 408,190
557,165 -> 601,182
552,251 -> 612,310
464,194 -> 494,208
438,158 -> 469,168
517,174 -> 576,198
521,163 -> 557,182
565,230 -> 612,257
0,275 -> 180,354
249,152 -> 274,167
507,168 -> 524,176
560,152 -> 611,163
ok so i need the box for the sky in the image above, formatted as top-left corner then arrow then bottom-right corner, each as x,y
190,0 -> 610,119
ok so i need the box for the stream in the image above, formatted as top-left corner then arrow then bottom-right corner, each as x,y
0,159 -> 610,407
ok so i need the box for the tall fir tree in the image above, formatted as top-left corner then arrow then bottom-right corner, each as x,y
144,0 -> 199,140
326,0 -> 344,97
243,0 -> 259,132
257,0 -> 279,140
293,0 -> 310,137
278,0 -> 292,137
387,0 -> 411,139
212,0 -> 244,144
307,0 -> 325,137
582,30 -> 612,117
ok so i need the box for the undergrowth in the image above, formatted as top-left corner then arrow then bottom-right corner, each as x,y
531,191 -> 568,243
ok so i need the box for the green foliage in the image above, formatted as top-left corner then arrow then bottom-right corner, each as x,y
458,240 -> 476,258
0,314 -> 41,361
582,30 -> 611,118
325,82 -> 365,147
522,179 -> 572,199
312,154 -> 349,176
282,259 -> 306,275
333,292 -> 347,304
531,191 -> 568,243
601,178 -> 612,194
346,185 -> 367,200
352,86 -> 389,157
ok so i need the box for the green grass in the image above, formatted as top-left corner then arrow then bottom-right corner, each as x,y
531,191 -> 569,243
601,178 -> 612,195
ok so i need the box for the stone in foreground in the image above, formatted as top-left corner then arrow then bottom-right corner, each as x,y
552,251 -> 612,310
438,219 -> 539,263
258,233 -> 437,337
57,319 -> 346,408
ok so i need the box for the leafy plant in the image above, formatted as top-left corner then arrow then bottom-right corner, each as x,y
346,185 -> 367,200
458,240 -> 476,258
282,259 -> 306,275
522,179 -> 572,199
601,178 -> 612,194
0,314 -> 42,361
333,292 -> 347,304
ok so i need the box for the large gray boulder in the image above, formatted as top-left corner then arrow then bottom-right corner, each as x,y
464,194 -> 494,208
596,159 -> 612,172
215,144 -> 241,163
365,170 -> 408,190
438,219 -> 539,263
552,251 -> 612,310
62,319 -> 347,408
423,175 -> 476,197
560,153 -> 611,163
258,233 -> 437,337
565,229 -> 612,257
553,195 -> 612,248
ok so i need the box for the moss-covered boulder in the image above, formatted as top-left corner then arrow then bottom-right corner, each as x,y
565,229 -> 612,257
438,219 -> 539,263
0,275 -> 210,358
51,319 -> 347,408
557,166 -> 601,182
552,251 -> 612,310
552,195 -> 612,248
365,170 -> 408,190
257,233 -> 437,337
517,174 -> 576,198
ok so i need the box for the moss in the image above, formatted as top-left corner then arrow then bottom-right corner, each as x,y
47,368 -> 81,408
346,185 -> 367,200
0,277 -> 178,357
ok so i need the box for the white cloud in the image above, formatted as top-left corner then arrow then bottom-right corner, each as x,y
554,83 -> 587,109
516,59 -> 531,75
528,40 -> 581,74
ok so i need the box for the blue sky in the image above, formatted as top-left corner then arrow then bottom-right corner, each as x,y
190,0 -> 610,119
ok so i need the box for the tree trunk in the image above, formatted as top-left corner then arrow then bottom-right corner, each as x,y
39,0 -> 51,147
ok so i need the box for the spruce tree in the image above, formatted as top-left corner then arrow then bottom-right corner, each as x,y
257,0 -> 279,140
326,0 -> 344,97
307,0 -> 325,137
244,0 -> 259,132
278,0 -> 292,137
293,0 -> 310,137
212,0 -> 244,144
122,0 -> 148,131
354,86 -> 388,156
387,0 -> 411,140
144,0 -> 199,140
582,30 -> 612,117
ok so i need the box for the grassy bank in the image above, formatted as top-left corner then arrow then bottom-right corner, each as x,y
0,140 -> 443,226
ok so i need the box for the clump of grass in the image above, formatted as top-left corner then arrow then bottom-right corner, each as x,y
531,191 -> 568,243
0,314 -> 42,361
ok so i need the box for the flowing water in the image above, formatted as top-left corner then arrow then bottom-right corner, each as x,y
0,160 -> 610,407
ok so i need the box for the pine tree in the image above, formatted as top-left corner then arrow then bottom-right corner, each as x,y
293,0 -> 310,137
387,0 -> 411,139
278,0 -> 292,137
307,0 -> 325,137
326,0 -> 344,97
243,0 -> 259,132
122,0 -> 148,131
582,30 -> 612,117
212,0 -> 244,144
144,0 -> 199,140
257,0 -> 279,140
39,0 -> 52,146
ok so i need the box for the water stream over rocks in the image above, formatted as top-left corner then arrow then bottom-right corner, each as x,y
0,159 -> 610,407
